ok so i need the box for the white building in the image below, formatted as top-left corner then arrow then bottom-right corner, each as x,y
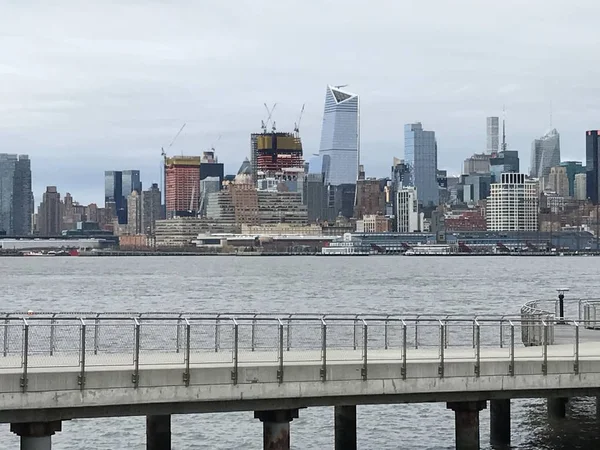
487,173 -> 539,231
396,187 -> 422,232
575,173 -> 587,201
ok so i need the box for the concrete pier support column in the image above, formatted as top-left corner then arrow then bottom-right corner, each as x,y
447,401 -> 486,450
335,405 -> 357,450
490,399 -> 510,447
547,397 -> 567,419
146,415 -> 171,450
596,396 -> 600,420
11,421 -> 61,450
254,409 -> 299,450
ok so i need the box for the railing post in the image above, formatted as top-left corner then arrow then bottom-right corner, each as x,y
231,319 -> 238,385
183,318 -> 191,387
21,318 -> 28,393
3,314 -> 9,357
79,318 -> 86,390
474,320 -> 480,377
574,321 -> 579,375
499,318 -> 504,348
215,315 -> 221,353
94,314 -> 99,355
320,318 -> 327,381
277,319 -> 284,384
415,316 -> 419,349
361,319 -> 368,381
251,315 -> 257,352
444,317 -> 449,349
401,320 -> 407,380
542,320 -> 548,375
509,320 -> 515,376
176,314 -> 182,353
286,315 -> 291,351
438,320 -> 444,378
50,314 -> 56,356
384,316 -> 389,350
353,316 -> 358,351
132,318 -> 140,388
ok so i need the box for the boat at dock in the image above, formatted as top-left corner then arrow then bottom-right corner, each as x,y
321,233 -> 373,256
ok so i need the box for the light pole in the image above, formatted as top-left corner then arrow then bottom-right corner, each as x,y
556,287 -> 570,324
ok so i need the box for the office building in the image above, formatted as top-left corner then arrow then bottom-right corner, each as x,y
487,117 -> 499,154
354,178 -> 385,219
200,150 -> 224,184
547,166 -> 570,197
530,129 -> 560,179
586,130 -> 600,204
38,186 -> 62,236
127,191 -> 142,234
487,173 -> 538,231
459,173 -> 493,204
304,173 -> 325,223
396,187 -> 421,233
253,132 -> 304,180
575,173 -> 587,201
141,183 -> 162,235
560,161 -> 586,198
391,158 -> 410,188
356,215 -> 390,233
104,171 -> 126,224
463,153 -> 491,175
319,85 -> 359,186
198,177 -> 221,218
490,150 -> 520,182
404,122 -> 438,206
0,154 -> 33,235
165,156 -> 201,218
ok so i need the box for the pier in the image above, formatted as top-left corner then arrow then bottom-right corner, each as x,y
0,299 -> 599,449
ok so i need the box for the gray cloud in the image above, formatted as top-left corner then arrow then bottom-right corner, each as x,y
1,0 -> 599,204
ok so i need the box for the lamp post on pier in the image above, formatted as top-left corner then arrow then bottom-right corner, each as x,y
556,287 -> 569,324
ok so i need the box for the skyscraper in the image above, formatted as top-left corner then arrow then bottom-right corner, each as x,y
141,183 -> 162,235
586,130 -> 600,204
396,187 -> 421,232
530,129 -> 560,180
105,171 -> 124,224
122,170 -> 142,197
487,173 -> 538,231
127,190 -> 142,234
487,117 -> 499,154
165,156 -> 201,218
0,154 -> 33,235
38,186 -> 62,236
560,161 -> 586,198
319,85 -> 359,186
404,122 -> 438,206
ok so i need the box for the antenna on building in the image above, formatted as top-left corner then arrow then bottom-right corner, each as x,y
294,104 -> 305,137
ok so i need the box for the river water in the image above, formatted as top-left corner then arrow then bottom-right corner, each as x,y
0,255 -> 599,449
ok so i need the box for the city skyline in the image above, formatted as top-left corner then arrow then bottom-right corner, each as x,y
2,1 -> 600,204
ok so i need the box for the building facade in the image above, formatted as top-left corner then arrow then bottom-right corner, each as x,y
396,187 -> 421,233
0,154 -> 33,235
127,191 -> 142,234
141,183 -> 162,235
586,130 -> 600,204
530,129 -> 560,180
404,122 -> 438,206
165,156 -> 201,218
354,178 -> 385,219
356,215 -> 390,233
104,171 -> 125,224
486,117 -> 499,154
463,153 -> 491,175
575,173 -> 587,201
560,161 -> 586,198
319,85 -> 359,186
547,166 -> 570,197
38,186 -> 62,236
487,173 -> 538,231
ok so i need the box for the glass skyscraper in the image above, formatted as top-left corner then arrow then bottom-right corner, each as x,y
318,85 -> 359,186
530,129 -> 560,179
404,123 -> 438,206
0,154 -> 33,235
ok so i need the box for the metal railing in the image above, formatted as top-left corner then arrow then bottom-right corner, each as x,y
580,299 -> 600,329
0,313 -> 595,393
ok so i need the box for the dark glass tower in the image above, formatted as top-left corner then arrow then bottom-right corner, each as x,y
586,131 -> 600,205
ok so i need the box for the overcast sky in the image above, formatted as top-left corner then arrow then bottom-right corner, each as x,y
2,0 -> 600,205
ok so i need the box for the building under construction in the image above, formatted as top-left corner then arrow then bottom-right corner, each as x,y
165,156 -> 201,219
250,132 -> 304,181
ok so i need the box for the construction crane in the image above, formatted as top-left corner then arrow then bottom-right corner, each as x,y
189,185 -> 196,213
161,123 -> 186,161
294,104 -> 305,137
262,103 -> 277,133
160,123 -> 186,215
